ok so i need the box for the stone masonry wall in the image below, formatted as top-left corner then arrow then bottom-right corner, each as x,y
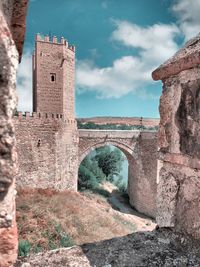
128,132 -> 158,218
33,35 -> 75,119
14,113 -> 79,191
153,33 -> 200,239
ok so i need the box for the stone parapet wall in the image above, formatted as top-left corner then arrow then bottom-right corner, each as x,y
14,115 -> 79,191
15,111 -> 77,123
79,129 -> 142,138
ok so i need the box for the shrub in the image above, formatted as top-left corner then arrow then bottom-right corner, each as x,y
18,239 -> 31,257
78,164 -> 99,190
43,223 -> 74,250
55,223 -> 74,247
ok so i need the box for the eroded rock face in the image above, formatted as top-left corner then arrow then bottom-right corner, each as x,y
153,33 -> 200,239
157,162 -> 200,239
0,215 -> 18,267
0,0 -> 28,266
176,77 -> 200,158
1,0 -> 28,62
157,167 -> 179,227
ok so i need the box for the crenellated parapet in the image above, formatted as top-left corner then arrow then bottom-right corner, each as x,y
14,112 -> 77,124
35,33 -> 75,52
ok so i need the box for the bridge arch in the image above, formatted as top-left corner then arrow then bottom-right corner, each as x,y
79,140 -> 135,165
78,140 -> 137,194
78,129 -> 158,218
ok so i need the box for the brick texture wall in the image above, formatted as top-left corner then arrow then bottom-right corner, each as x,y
14,113 -> 79,191
33,35 -> 75,119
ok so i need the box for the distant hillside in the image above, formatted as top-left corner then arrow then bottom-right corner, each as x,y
77,117 -> 159,128
77,119 -> 159,131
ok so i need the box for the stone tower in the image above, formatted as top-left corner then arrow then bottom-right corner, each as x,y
33,34 -> 75,119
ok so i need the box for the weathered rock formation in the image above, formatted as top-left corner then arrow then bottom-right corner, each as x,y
153,33 -> 200,239
0,1 -> 28,266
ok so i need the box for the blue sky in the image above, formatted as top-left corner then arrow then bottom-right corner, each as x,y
17,0 -> 200,118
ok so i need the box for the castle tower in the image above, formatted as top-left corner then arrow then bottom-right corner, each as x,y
33,34 -> 75,119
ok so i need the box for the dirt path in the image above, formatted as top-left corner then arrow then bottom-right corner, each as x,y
102,182 -> 156,232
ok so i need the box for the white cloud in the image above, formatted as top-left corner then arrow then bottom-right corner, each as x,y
16,51 -> 32,112
111,20 -> 180,65
76,21 -> 179,98
17,1 -> 200,104
76,56 -> 152,98
172,0 -> 200,40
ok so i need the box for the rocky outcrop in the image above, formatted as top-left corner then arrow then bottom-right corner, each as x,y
152,33 -> 200,239
0,1 -> 28,266
1,0 -> 28,62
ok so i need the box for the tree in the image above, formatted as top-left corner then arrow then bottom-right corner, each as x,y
78,157 -> 106,190
94,146 -> 124,181
78,146 -> 125,190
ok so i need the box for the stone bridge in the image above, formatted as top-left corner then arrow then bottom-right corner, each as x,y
78,129 -> 141,163
78,129 -> 158,218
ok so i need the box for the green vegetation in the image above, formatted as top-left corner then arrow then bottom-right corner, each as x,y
78,157 -> 106,190
77,121 -> 158,131
78,146 -> 125,194
43,223 -> 74,250
18,240 -> 31,257
95,146 -> 124,182
18,223 -> 74,257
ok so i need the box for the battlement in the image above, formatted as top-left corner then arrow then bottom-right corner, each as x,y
35,34 -> 75,52
14,112 -> 77,124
